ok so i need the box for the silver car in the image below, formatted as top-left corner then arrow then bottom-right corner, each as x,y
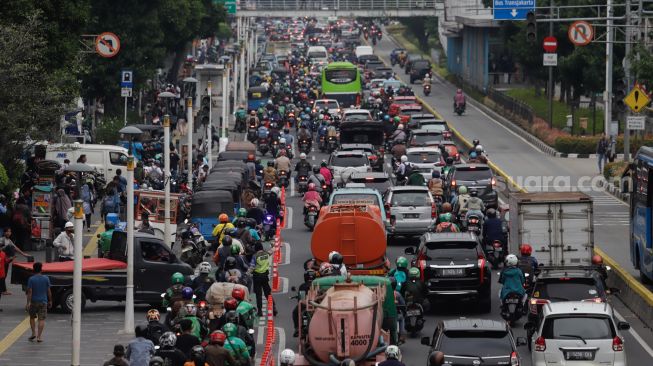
384,186 -> 435,240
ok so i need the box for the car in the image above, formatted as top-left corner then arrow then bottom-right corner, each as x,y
404,232 -> 492,312
417,119 -> 452,140
374,67 -> 394,80
406,147 -> 444,180
312,98 -> 341,115
391,96 -> 419,106
366,78 -> 387,93
528,301 -> 629,366
447,163 -> 498,207
339,143 -> 383,171
328,187 -> 389,228
410,59 -> 432,84
384,186 -> 436,240
439,141 -> 461,163
407,113 -> 436,129
341,109 -> 373,122
382,79 -> 406,93
404,54 -> 425,74
397,105 -> 424,124
408,129 -> 445,147
328,151 -> 371,186
421,318 -> 527,366
357,54 -> 380,66
348,171 -> 393,193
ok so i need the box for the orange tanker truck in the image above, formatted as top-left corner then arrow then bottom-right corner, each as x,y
310,204 -> 388,275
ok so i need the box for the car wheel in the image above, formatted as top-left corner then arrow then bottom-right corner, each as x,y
60,288 -> 86,314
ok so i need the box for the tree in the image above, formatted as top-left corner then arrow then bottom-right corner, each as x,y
629,44 -> 653,88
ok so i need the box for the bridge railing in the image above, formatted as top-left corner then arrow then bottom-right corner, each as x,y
242,0 -> 438,11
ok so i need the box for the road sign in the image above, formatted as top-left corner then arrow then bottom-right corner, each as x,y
226,0 -> 237,14
95,32 -> 120,58
568,21 -> 594,46
121,88 -> 132,97
493,0 -> 536,20
543,36 -> 557,52
543,53 -> 557,66
624,84 -> 651,113
627,115 -> 646,130
121,70 -> 133,88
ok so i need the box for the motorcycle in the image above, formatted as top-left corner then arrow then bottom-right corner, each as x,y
304,203 -> 319,231
262,181 -> 274,201
423,84 -> 431,96
235,115 -> 246,133
299,139 -> 311,154
262,212 -> 276,241
278,170 -> 289,188
290,286 -> 310,337
372,36 -> 377,45
403,302 -> 425,337
486,240 -> 505,269
285,143 -> 294,159
454,102 -> 465,116
318,136 -> 326,152
258,137 -> 270,156
247,124 -> 258,143
319,184 -> 330,203
500,291 -> 525,326
466,213 -> 482,236
180,226 -> 208,268
326,136 -> 338,153
270,139 -> 280,158
297,174 -> 308,193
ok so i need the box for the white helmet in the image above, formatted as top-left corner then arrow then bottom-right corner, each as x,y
385,345 -> 401,360
280,137 -> 287,144
280,349 -> 296,365
505,254 -> 518,267
64,221 -> 74,229
271,186 -> 281,196
300,153 -> 307,159
400,155 -> 408,163
250,198 -> 260,207
397,124 -> 404,130
475,145 -> 484,152
198,261 -> 212,274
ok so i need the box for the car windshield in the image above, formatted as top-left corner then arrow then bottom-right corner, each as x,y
394,99 -> 417,105
542,316 -> 615,340
454,168 -> 492,181
407,151 -> 441,164
391,191 -> 430,207
537,278 -> 602,301
344,113 -> 371,121
332,155 -> 368,167
332,194 -> 379,206
424,242 -> 478,259
411,133 -> 443,145
350,178 -> 392,192
413,61 -> 431,69
440,331 -> 513,357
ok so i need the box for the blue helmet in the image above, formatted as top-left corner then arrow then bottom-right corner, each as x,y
432,170 -> 440,178
470,152 -> 477,158
181,286 -> 194,300
383,114 -> 390,121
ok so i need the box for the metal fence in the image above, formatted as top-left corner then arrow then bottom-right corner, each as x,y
242,0 -> 438,10
486,86 -> 535,125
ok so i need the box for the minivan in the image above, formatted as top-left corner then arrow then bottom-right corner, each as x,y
45,143 -> 129,178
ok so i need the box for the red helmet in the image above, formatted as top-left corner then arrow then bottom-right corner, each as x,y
224,297 -> 238,311
247,154 -> 255,162
520,244 -> 532,256
308,183 -> 316,191
592,255 -> 603,265
210,330 -> 227,345
232,287 -> 246,302
279,149 -> 286,156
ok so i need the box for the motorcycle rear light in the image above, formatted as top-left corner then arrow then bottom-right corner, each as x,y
534,336 -> 546,352
493,241 -> 503,248
450,180 -> 456,187
510,351 -> 519,366
612,336 -> 624,351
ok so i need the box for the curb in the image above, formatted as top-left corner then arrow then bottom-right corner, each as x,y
597,177 -> 630,202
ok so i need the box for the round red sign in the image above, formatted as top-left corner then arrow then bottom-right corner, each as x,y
543,36 -> 558,53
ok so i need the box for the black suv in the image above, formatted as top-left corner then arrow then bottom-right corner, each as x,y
404,232 -> 491,313
421,318 -> 526,366
446,164 -> 498,207
410,59 -> 432,84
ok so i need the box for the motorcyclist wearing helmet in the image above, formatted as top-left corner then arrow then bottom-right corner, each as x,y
246,198 -> 265,226
390,138 -> 407,161
435,213 -> 460,233
475,144 -> 488,163
517,243 -> 538,287
390,123 -> 406,144
212,235 -> 234,269
297,125 -> 312,142
294,153 -> 312,183
591,254 -> 609,286
308,165 -> 326,193
245,154 -> 257,182
182,303 -> 208,342
302,182 -> 322,213
263,161 -> 278,184
462,189 -> 485,226
145,309 -> 168,346
155,332 -> 187,366
280,349 -> 296,366
206,331 -> 237,366
482,208 -> 505,250
222,322 -> 251,365
256,121 -> 269,140
379,345 -> 405,366
222,310 -> 255,357
428,170 -> 444,201
274,150 -> 292,176
281,128 -> 294,146
185,345 -> 209,366
442,157 -> 455,178
453,88 -> 466,110
191,261 -> 214,301
402,267 -> 430,312
233,207 -> 248,225
328,251 -> 347,277
467,151 -> 481,164
248,110 -> 260,128
499,254 -> 526,302
162,272 -> 186,308
406,164 -> 425,186
453,185 -> 471,217
316,120 -> 328,147
232,287 -> 257,330
292,269 -> 315,337
394,155 -> 411,183
389,256 -> 409,292
319,161 -> 333,189
212,213 -> 235,250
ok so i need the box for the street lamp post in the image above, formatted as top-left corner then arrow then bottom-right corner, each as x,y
64,163 -> 94,366
118,126 -> 143,335
183,77 -> 198,191
220,66 -> 229,153
207,80 -> 213,169
158,91 -> 175,249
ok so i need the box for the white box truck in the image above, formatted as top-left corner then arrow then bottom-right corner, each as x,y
509,192 -> 594,267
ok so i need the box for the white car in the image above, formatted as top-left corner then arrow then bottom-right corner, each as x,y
406,147 -> 444,181
529,301 -> 629,366
342,109 -> 373,121
312,98 -> 341,115
328,151 -> 371,187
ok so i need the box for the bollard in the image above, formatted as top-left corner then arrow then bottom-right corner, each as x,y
272,260 -> 280,292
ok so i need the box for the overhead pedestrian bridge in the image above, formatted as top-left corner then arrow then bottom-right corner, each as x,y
238,0 -> 441,17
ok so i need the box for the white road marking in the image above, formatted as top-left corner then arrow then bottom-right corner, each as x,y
282,242 -> 291,265
312,155 -> 315,161
614,309 -> 653,358
285,207 -> 293,229
276,327 -> 286,366
257,325 -> 265,344
290,179 -> 296,197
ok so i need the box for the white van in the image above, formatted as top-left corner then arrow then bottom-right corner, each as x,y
45,143 -> 129,178
355,45 -> 374,59
306,46 -> 329,63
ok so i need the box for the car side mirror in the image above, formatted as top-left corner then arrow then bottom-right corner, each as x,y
523,322 -> 535,331
421,336 -> 431,346
516,337 -> 528,346
617,321 -> 630,330
404,247 -> 416,255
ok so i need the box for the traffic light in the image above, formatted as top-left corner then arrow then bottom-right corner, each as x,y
526,12 -> 537,43
201,95 -> 210,114
613,78 -> 628,113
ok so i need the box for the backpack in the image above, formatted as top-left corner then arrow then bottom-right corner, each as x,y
518,256 -> 534,279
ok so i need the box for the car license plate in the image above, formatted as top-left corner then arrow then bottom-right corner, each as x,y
406,310 -> 421,317
404,213 -> 419,219
440,268 -> 464,277
564,350 -> 595,361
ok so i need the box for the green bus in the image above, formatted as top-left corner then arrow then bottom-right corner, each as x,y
321,61 -> 362,108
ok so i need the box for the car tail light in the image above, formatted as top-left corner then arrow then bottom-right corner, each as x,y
529,298 -> 550,314
385,204 -> 391,221
534,337 -> 546,352
431,202 -> 437,219
478,258 -> 486,284
510,351 -> 519,366
450,179 -> 457,188
612,336 -> 624,351
582,298 -> 603,303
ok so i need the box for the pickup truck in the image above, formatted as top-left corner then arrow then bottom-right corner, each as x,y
12,231 -> 193,313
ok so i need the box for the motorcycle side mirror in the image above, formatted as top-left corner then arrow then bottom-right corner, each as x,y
291,286 -> 297,292
160,293 -> 166,298
184,219 -> 189,224
525,273 -> 530,278
404,246 -> 416,255
248,329 -> 255,335
516,337 -> 528,346
421,336 -> 431,346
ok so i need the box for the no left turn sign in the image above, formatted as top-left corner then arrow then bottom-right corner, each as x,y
95,32 -> 121,58
568,21 -> 594,46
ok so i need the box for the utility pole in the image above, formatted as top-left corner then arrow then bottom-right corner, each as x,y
624,0 -> 632,162
605,0 -> 614,136
547,0 -> 554,129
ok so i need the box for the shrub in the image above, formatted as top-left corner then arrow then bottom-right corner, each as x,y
603,161 -> 628,181
555,135 -> 653,154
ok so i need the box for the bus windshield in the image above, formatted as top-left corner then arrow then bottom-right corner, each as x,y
325,69 -> 357,84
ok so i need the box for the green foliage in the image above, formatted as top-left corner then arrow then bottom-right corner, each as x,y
603,161 -> 628,181
629,44 -> 653,88
554,135 -> 653,154
0,163 -> 9,192
94,117 -> 126,145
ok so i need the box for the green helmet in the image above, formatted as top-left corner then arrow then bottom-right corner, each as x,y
458,185 -> 468,194
237,208 -> 247,217
171,272 -> 184,285
231,243 -> 241,255
396,256 -> 408,269
223,322 -> 238,337
409,267 -> 420,278
439,213 -> 452,222
393,116 -> 401,123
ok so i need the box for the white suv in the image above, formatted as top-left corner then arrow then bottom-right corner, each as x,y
529,301 -> 629,366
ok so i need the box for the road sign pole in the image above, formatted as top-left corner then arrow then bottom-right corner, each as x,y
605,0 -> 614,137
208,80 -> 213,169
548,1 -> 554,129
124,96 -> 128,126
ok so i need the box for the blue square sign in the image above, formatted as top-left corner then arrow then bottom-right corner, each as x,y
494,0 -> 536,20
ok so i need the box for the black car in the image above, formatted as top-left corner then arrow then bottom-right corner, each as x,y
410,59 -> 432,84
404,54 -> 425,74
421,318 -> 527,366
405,232 -> 492,312
446,164 -> 498,208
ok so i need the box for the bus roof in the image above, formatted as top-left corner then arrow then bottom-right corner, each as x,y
324,61 -> 357,70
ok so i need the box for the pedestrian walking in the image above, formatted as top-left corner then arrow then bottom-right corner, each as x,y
597,133 -> 608,174
81,182 -> 94,232
26,262 -> 52,342
0,248 -> 8,311
104,344 -> 130,366
1,227 -> 29,295
52,188 -> 72,231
